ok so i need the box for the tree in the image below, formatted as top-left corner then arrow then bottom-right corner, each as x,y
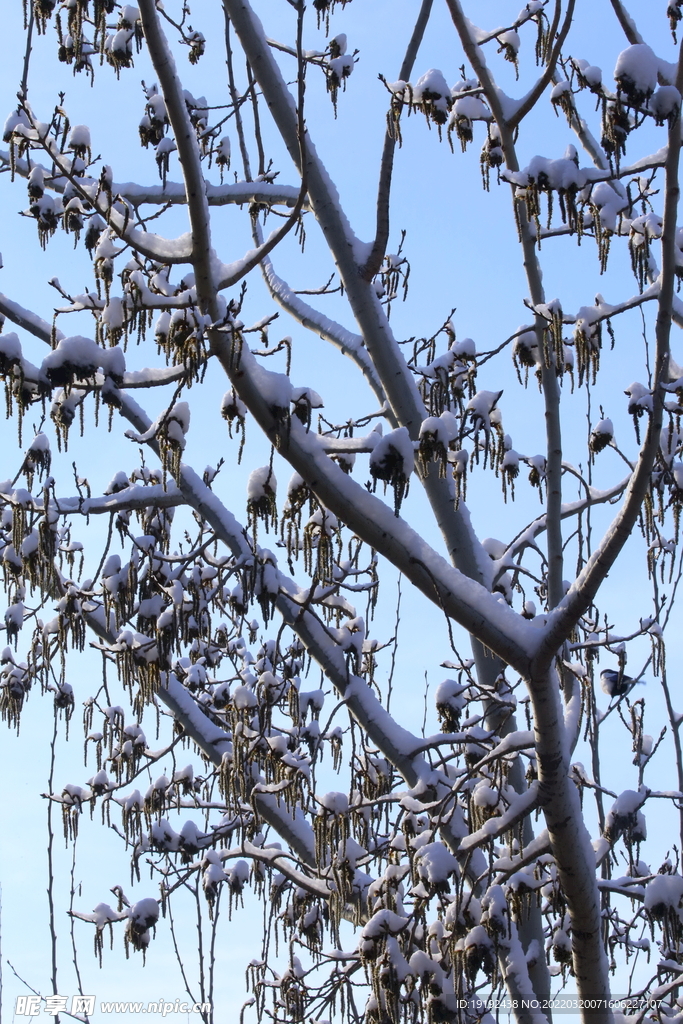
2,0 -> 683,1021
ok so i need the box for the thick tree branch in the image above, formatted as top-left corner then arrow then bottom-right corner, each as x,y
525,665 -> 611,1010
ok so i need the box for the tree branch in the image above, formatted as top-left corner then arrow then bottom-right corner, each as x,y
534,44 -> 683,671
608,0 -> 644,45
260,249 -> 387,410
492,475 -> 631,584
508,0 -> 576,130
0,151 -> 308,209
138,0 -> 217,308
360,0 -> 434,281
223,0 -> 510,626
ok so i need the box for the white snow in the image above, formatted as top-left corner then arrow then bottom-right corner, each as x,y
644,874 -> 683,919
369,426 -> 415,478
650,86 -> 681,122
413,69 -> 451,111
42,336 -> 126,383
415,842 -> 458,885
68,125 -> 91,151
247,466 -> 277,501
614,44 -> 659,100
319,791 -> 349,814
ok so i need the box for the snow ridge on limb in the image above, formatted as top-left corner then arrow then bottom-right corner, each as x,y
39,143 -> 195,262
459,781 -> 541,853
0,292 -> 64,343
260,254 -> 387,408
609,0 -> 645,46
0,149 -> 308,209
